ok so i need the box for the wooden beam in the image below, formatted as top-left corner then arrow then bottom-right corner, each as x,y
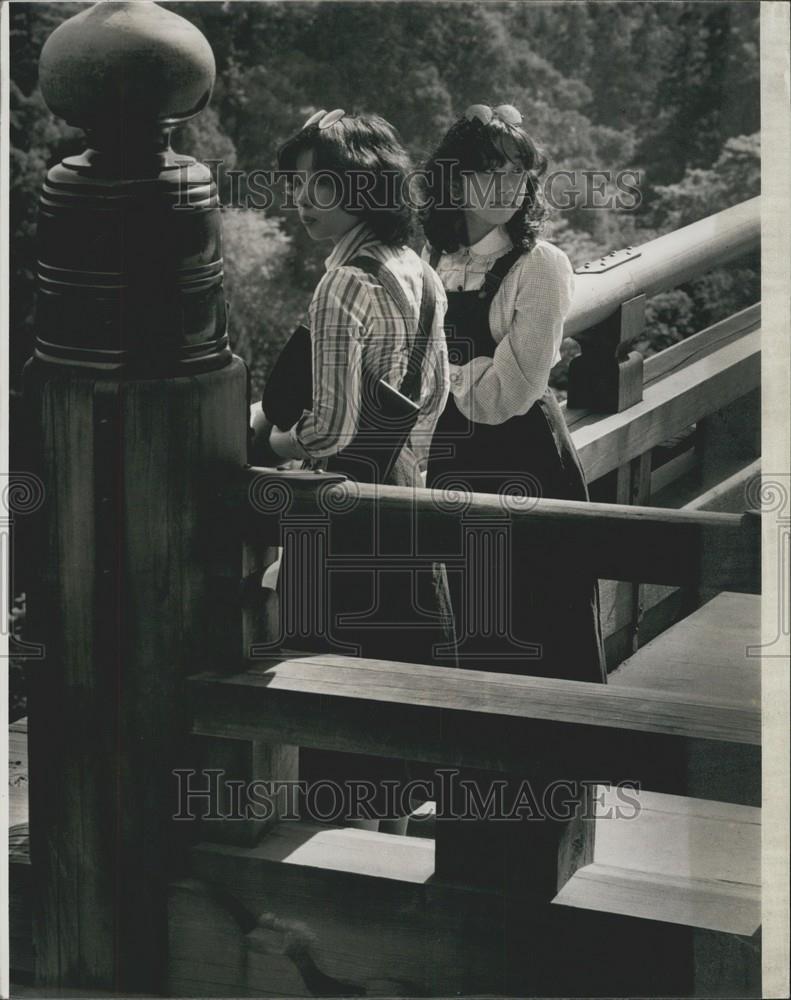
189,651 -> 759,802
173,836 -> 699,997
231,469 -> 759,592
642,304 -> 760,388
567,295 -> 645,413
192,652 -> 760,746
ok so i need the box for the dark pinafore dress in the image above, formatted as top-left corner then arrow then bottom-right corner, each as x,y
426,246 -> 607,684
260,254 -> 458,820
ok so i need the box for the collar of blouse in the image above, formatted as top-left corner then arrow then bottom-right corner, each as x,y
455,224 -> 512,260
324,221 -> 378,271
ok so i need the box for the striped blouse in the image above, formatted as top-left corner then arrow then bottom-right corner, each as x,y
423,227 -> 575,425
274,222 -> 450,469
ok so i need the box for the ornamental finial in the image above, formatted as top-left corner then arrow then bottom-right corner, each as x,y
39,1 -> 215,145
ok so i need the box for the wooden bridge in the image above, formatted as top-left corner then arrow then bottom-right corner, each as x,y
10,3 -> 764,997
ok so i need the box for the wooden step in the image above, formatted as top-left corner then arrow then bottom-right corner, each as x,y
554,786 -> 760,936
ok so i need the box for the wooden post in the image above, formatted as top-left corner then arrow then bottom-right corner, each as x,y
567,294 -> 646,413
22,3 -> 248,991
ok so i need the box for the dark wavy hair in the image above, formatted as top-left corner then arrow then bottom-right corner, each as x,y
277,112 -> 414,246
420,111 -> 548,254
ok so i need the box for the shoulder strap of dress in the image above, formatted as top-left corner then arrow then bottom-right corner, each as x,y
347,254 -> 436,403
481,246 -> 524,300
346,254 -> 413,320
400,261 -> 437,403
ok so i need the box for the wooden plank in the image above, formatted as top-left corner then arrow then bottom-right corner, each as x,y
610,593 -> 760,704
685,459 -> 760,514
570,331 -> 760,482
554,786 -> 761,936
195,821 -> 435,883
609,462 -> 762,687
189,649 -> 760,803
566,295 -> 645,412
649,445 -> 699,497
601,450 -> 653,668
178,847 -> 448,996
610,592 -> 761,808
193,652 -> 760,744
642,304 -> 760,387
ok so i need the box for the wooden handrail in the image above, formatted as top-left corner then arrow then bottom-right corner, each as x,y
565,197 -> 760,338
229,470 -> 760,592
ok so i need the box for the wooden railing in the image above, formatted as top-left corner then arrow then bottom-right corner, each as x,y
564,197 -> 759,338
186,206 -> 762,993
16,4 -> 763,998
179,486 -> 760,996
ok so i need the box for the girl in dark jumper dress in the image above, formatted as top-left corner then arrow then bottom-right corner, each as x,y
421,103 -> 606,684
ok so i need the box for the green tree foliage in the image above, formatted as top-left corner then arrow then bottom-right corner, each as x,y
9,0 -> 761,402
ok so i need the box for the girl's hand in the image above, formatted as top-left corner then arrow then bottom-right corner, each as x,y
249,408 -> 281,467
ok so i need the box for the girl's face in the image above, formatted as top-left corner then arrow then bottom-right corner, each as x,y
292,148 -> 360,244
461,155 -> 529,227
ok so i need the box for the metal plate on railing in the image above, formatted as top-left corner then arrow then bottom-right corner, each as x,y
575,247 -> 642,274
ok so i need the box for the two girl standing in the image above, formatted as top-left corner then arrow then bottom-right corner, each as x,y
251,104 -> 606,828
253,101 -> 604,685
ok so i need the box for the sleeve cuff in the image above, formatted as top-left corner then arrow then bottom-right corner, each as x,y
270,424 -> 310,461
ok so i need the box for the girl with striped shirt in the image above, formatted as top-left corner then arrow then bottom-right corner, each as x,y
251,110 -> 456,831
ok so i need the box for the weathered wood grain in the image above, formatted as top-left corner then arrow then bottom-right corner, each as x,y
23,359 -> 249,991
189,643 -> 760,806
171,834 -> 698,997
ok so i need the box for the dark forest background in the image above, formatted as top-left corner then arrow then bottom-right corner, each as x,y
9,0 -> 761,401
